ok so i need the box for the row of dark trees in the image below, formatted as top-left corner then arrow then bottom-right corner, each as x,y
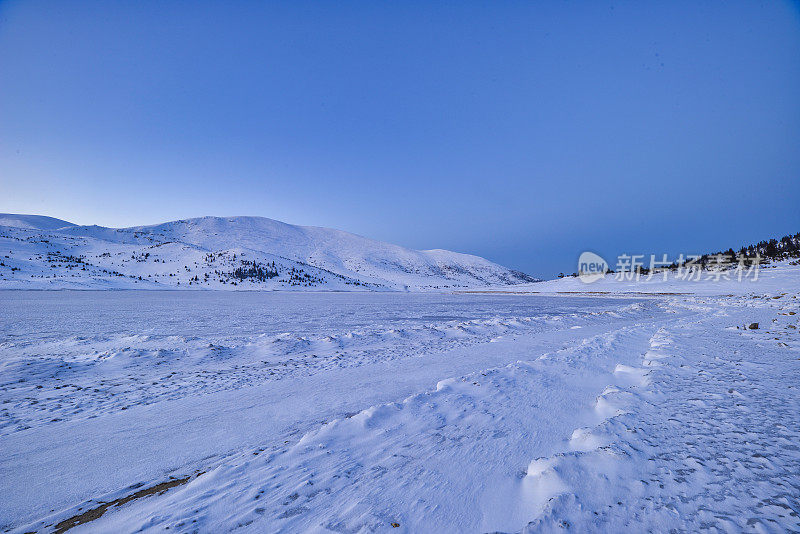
681,232 -> 800,272
735,233 -> 800,260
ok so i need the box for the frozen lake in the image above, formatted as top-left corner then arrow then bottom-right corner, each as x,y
1,290 -> 631,342
1,290 -> 798,532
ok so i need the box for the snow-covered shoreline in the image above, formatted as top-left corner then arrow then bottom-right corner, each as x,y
487,259 -> 800,297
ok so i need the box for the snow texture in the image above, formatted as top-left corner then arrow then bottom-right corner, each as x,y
1,275 -> 799,532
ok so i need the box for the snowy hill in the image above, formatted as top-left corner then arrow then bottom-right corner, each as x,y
0,215 -> 536,290
0,214 -> 76,231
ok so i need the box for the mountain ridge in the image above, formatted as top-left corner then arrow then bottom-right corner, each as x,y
0,214 -> 537,290
0,214 -> 77,231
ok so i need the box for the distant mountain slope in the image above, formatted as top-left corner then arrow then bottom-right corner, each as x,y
0,214 -> 537,290
0,214 -> 76,230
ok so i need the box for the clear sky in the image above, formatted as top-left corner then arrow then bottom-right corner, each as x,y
1,1 -> 799,277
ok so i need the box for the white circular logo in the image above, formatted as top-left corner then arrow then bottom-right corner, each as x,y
578,251 -> 608,283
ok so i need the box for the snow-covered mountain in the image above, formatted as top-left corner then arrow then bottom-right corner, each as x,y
0,214 -> 75,231
0,214 -> 536,290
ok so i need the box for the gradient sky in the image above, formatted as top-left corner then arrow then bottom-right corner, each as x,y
1,1 -> 799,277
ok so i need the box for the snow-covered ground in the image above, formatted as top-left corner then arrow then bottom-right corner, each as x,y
1,274 -> 799,532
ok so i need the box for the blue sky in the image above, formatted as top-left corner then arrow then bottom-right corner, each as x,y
1,1 -> 799,277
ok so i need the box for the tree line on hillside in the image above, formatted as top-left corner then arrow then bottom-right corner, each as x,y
561,231 -> 800,278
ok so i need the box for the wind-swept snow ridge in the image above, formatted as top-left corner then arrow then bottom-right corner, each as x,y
0,214 -> 537,290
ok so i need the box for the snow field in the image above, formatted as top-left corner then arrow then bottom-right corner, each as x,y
2,291 -> 798,532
